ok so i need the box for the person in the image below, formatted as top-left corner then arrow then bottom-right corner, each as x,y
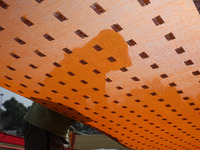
24,102 -> 75,150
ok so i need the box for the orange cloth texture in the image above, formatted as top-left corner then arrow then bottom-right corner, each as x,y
0,0 -> 200,149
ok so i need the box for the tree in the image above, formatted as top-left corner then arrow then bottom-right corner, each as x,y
72,122 -> 101,135
2,97 -> 27,130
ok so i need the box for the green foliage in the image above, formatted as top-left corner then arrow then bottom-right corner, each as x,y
72,122 -> 101,135
2,97 -> 27,130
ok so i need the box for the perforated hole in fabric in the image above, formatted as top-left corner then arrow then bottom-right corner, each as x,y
0,26 -> 4,31
90,3 -> 105,15
6,66 -> 16,71
34,50 -> 46,57
0,0 -> 8,9
43,33 -> 55,41
165,32 -> 176,41
1,1 -> 200,149
5,76 -> 12,80
29,64 -> 38,69
152,15 -> 165,26
63,48 -> 72,54
137,0 -> 151,6
54,11 -> 67,22
127,39 -> 137,46
10,53 -> 20,59
139,52 -> 149,59
75,29 -> 88,38
175,47 -> 185,54
21,16 -> 34,26
14,37 -> 26,45
35,0 -> 44,3
93,44 -> 103,51
111,24 -> 123,32
192,70 -> 200,76
132,77 -> 140,81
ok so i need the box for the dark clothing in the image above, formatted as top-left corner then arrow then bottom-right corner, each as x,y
24,122 -> 68,150
24,103 -> 75,138
24,103 -> 75,150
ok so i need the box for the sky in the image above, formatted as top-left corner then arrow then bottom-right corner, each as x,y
0,86 -> 33,108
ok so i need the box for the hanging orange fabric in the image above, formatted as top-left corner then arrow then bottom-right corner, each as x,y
0,0 -> 200,149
